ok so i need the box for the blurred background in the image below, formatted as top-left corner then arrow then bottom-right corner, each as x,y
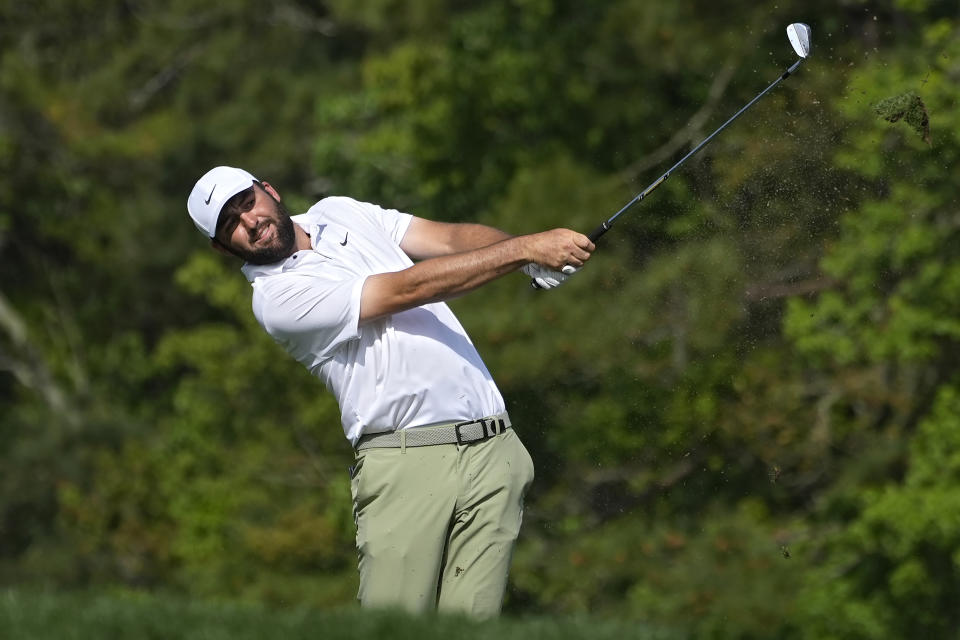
1,0 -> 959,637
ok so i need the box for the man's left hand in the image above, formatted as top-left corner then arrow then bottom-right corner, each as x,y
522,263 -> 578,290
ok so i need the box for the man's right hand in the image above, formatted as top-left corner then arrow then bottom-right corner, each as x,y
521,228 -> 593,289
524,228 -> 595,271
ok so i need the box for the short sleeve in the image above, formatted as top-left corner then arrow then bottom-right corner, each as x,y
355,199 -> 412,246
251,272 -> 366,362
306,196 -> 412,247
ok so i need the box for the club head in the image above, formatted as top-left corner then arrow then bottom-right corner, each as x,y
787,23 -> 812,59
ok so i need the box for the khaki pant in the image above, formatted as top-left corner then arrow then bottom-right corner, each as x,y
350,428 -> 535,617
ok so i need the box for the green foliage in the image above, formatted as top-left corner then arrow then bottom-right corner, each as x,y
778,19 -> 960,638
793,384 -> 960,639
513,501 -> 801,635
3,1 -> 960,638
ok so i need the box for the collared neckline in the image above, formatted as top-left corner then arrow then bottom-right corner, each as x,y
241,219 -> 322,282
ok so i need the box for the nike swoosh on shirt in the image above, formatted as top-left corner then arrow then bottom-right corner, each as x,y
204,184 -> 217,205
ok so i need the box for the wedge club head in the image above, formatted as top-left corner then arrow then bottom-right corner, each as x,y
787,23 -> 812,59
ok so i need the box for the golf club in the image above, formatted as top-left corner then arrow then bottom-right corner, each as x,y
532,22 -> 812,288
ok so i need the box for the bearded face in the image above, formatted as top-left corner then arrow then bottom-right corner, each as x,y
215,184 -> 298,265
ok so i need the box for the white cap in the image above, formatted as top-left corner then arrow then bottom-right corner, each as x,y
187,166 -> 258,237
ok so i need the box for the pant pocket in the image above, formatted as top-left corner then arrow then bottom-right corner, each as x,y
512,432 -> 536,491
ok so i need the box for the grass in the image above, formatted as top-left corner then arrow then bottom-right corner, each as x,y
0,588 -> 684,640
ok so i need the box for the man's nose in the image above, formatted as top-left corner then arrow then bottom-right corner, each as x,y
239,209 -> 258,229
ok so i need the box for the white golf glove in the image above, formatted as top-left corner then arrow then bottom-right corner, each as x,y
522,263 -> 579,290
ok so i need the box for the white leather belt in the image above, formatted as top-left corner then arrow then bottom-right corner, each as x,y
355,412 -> 512,451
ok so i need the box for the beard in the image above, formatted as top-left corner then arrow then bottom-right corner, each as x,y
235,196 -> 298,265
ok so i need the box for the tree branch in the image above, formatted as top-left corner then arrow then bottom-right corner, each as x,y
743,277 -> 839,302
0,290 -> 78,425
618,59 -> 738,182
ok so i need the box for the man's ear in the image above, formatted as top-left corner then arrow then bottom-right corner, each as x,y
261,181 -> 281,201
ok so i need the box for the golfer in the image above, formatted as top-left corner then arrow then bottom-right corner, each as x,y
187,166 -> 593,616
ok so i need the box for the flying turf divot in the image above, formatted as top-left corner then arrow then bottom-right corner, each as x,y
873,91 -> 931,146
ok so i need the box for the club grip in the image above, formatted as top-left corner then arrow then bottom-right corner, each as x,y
588,222 -> 610,243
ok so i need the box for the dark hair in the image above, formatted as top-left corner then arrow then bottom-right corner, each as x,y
214,181 -> 263,236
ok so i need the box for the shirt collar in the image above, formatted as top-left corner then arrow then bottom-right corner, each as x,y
240,218 -> 323,282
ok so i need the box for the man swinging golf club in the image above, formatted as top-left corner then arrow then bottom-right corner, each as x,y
187,167 -> 594,616
185,19 -> 809,616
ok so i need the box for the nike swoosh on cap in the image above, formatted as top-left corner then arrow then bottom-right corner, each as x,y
204,184 -> 217,205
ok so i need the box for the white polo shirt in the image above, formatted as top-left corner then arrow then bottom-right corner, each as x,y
241,196 -> 506,446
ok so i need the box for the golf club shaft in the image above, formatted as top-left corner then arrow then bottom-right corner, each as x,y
588,57 -> 806,243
